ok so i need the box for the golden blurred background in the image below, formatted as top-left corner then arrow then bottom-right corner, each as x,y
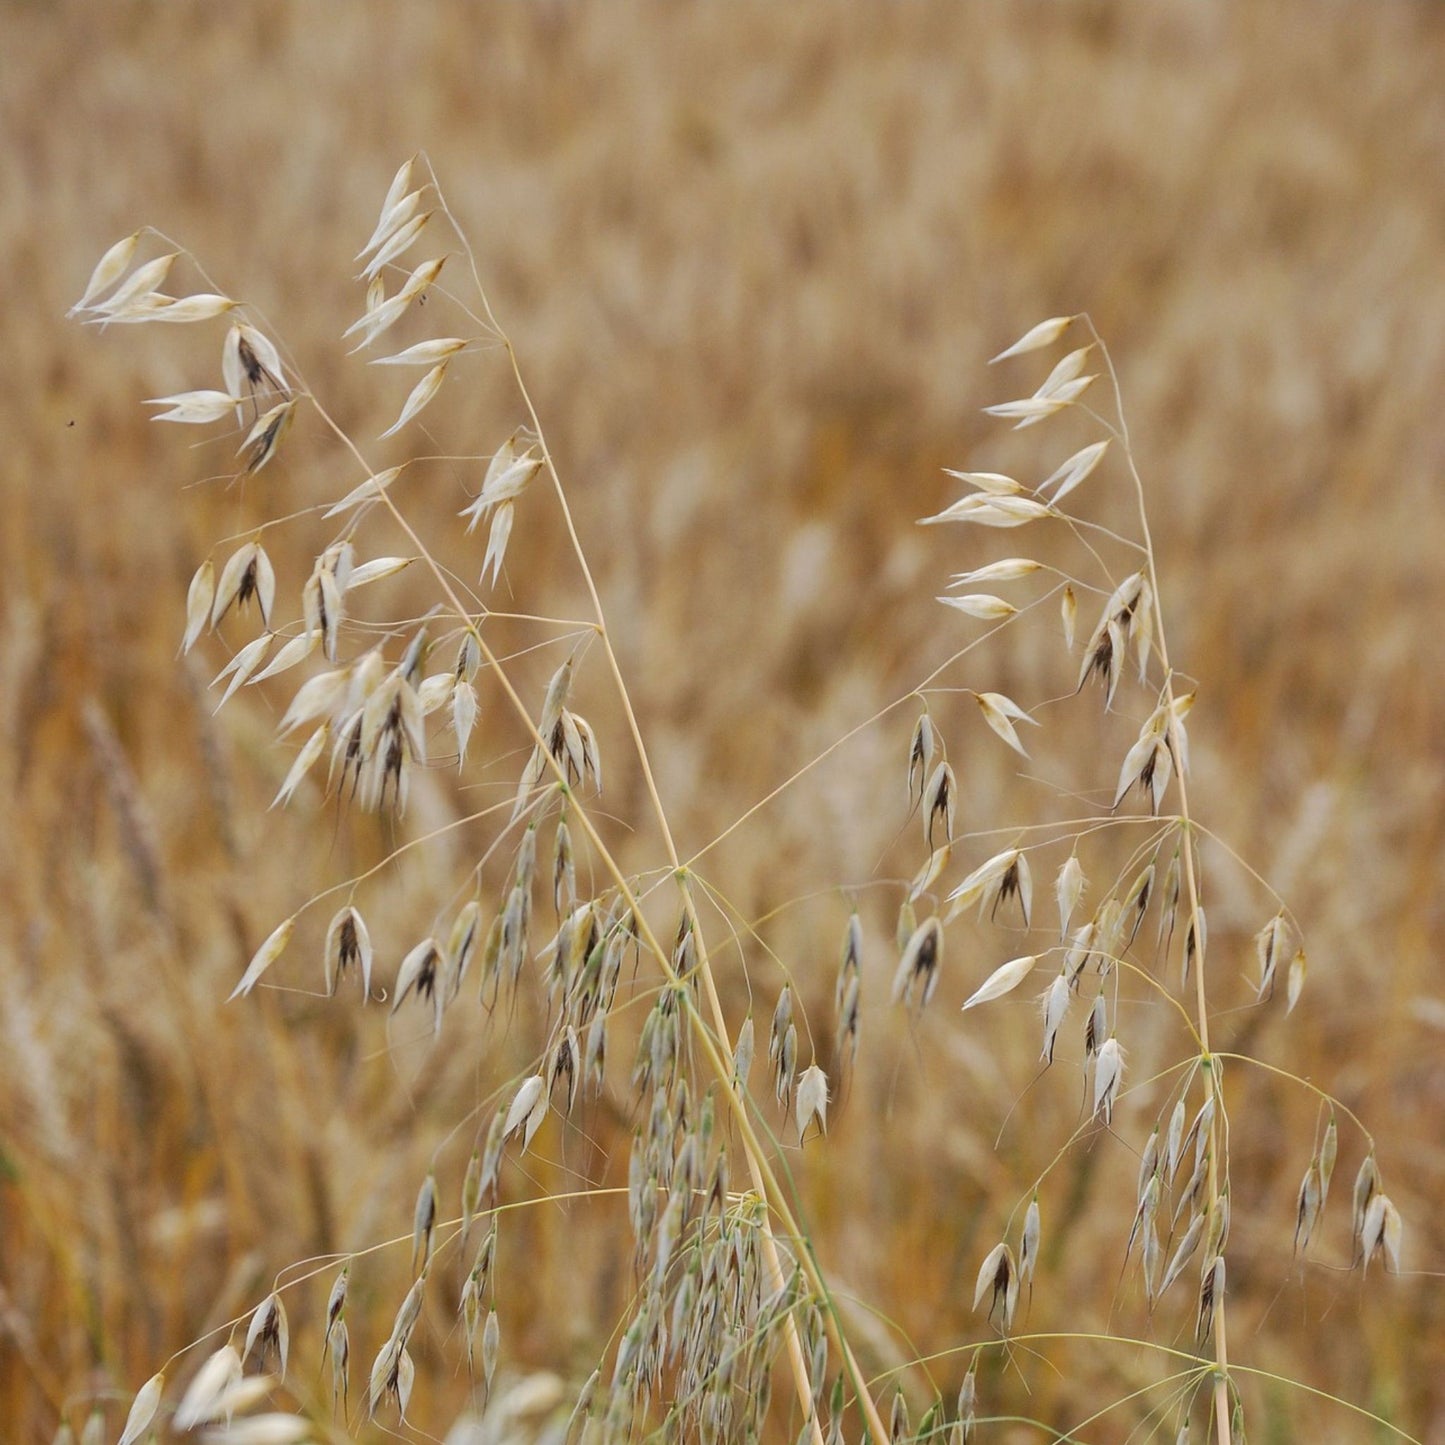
3,2 -> 1443,1441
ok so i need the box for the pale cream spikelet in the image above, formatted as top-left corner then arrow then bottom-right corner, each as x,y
229,915 -> 296,1001
117,1372 -> 164,1445
1055,853 -> 1086,938
173,1345 -> 242,1430
891,915 -> 943,1013
146,388 -> 240,425
355,155 -> 419,260
379,358 -> 450,438
1093,1037 -> 1123,1124
962,953 -> 1037,1011
237,399 -> 297,474
938,592 -> 1017,621
1294,1161 -> 1322,1255
972,1241 -> 1019,1331
907,709 -> 935,809
392,938 -> 444,1032
1320,1114 -> 1338,1206
796,1063 -> 829,1142
503,1074 -> 547,1150
212,634 -> 274,711
242,1291 -> 290,1378
947,556 -> 1043,587
412,1172 -> 438,1274
183,558 -> 215,653
358,207 -> 434,283
974,690 -> 1039,758
1039,972 -> 1070,1064
70,230 -> 142,316
1039,439 -> 1109,504
945,846 -> 1023,922
222,321 -> 288,407
1084,990 -> 1107,1060
1019,1197 -> 1041,1288
324,905 -> 373,998
988,315 -> 1075,365
921,759 -> 956,849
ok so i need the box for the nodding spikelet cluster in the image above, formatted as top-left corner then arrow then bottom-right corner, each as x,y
73,172 -> 1397,1445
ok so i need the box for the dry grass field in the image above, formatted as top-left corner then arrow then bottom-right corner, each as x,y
3,3 -> 1444,1442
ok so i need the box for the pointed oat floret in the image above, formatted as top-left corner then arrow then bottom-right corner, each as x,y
1039,440 -> 1109,504
70,230 -> 142,315
921,493 -> 1053,528
972,1241 -> 1018,1330
324,464 -> 402,518
939,592 -> 1016,621
907,710 -> 935,809
212,634 -> 273,711
1060,584 -> 1077,649
394,938 -> 444,1029
270,717 -> 318,802
380,358 -> 450,438
359,209 -> 435,284
1056,853 -> 1085,939
768,985 -> 793,1066
1254,912 -> 1291,1002
1351,1153 -> 1380,1261
251,632 -> 317,686
1084,990 -> 1107,1059
1159,1214 -> 1204,1299
963,954 -> 1037,1011
1320,1114 -> 1338,1206
237,399 -> 297,474
504,1074 -> 547,1146
346,556 -> 416,590
146,388 -> 239,425
117,1371 -> 164,1445
229,915 -> 296,1001
1032,346 -> 1092,399
733,1016 -> 755,1089
1294,1161 -> 1322,1255
1093,1037 -> 1123,1124
1197,1255 -> 1225,1344
243,1291 -> 290,1378
948,557 -> 1042,587
975,691 -> 1038,758
174,1345 -> 241,1430
183,559 -> 215,653
1039,972 -> 1070,1063
891,916 -> 943,1013
450,679 -> 479,765
1019,1197 -> 1041,1288
945,847 -> 1019,919
1182,909 -> 1207,990
989,316 -> 1074,364
921,760 -> 956,848
87,251 -> 178,317
796,1063 -> 829,1141
356,157 -> 419,259
222,322 -> 288,408
412,1172 -> 437,1274
324,905 -> 373,997
1286,946 -> 1307,1012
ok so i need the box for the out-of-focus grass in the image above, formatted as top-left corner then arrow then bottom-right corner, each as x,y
2,2 -> 1443,1439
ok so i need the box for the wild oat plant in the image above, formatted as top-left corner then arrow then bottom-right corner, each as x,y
69,159 -> 1405,1445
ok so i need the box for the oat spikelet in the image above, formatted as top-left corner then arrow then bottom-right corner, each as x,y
117,1372 -> 164,1445
963,954 -> 1037,1011
989,316 -> 1074,364
796,1063 -> 829,1142
972,1242 -> 1018,1330
229,916 -> 296,1001
1093,1038 -> 1123,1124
